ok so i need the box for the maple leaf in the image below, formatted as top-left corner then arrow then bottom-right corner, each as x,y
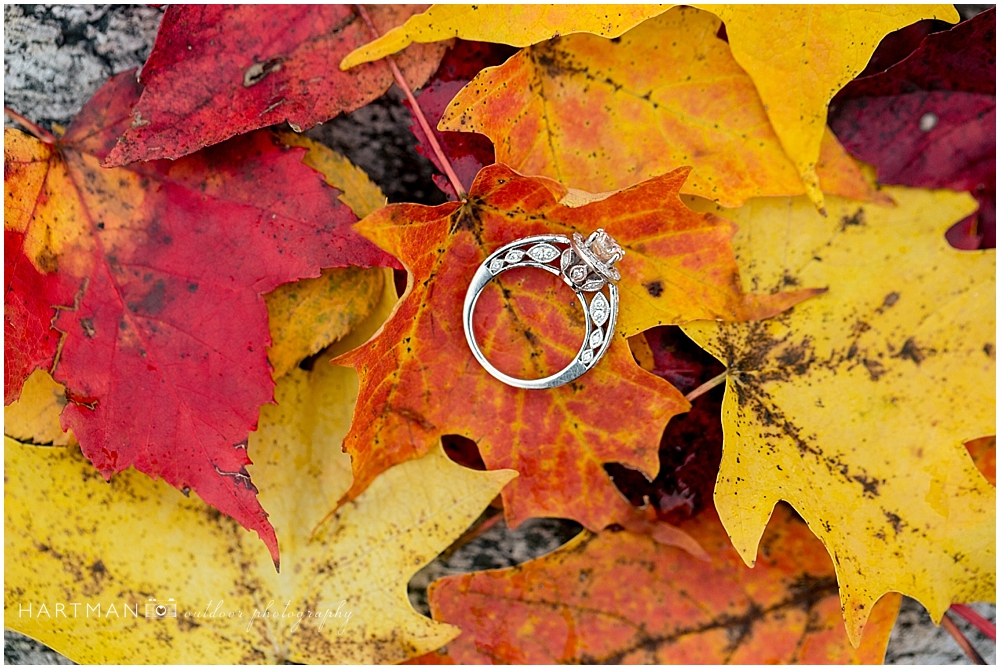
340,5 -> 672,69
405,40 -> 515,199
693,4 -> 959,209
829,9 -> 996,249
3,71 -> 394,567
439,7 -> 882,209
336,163 -> 818,540
3,287 -> 516,663
103,5 -> 448,166
421,505 -> 900,663
681,188 -> 995,644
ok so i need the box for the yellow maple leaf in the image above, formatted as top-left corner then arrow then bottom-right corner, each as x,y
439,7 -> 883,209
340,4 -> 673,69
693,4 -> 958,209
4,278 -> 515,663
265,266 -> 386,379
682,188 -> 995,645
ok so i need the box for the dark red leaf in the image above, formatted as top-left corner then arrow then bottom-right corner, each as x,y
103,5 -> 447,167
858,19 -> 955,78
830,9 -> 996,248
441,434 -> 487,471
404,40 -> 516,199
607,326 -> 725,524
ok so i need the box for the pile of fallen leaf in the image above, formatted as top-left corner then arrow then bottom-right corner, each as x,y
4,5 -> 995,664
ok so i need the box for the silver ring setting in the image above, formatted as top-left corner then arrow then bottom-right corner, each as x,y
463,229 -> 624,389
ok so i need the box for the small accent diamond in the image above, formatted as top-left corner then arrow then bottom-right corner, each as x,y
561,248 -> 576,272
504,249 -> 525,263
590,329 -> 604,349
569,265 -> 588,283
489,258 -> 505,273
526,243 -> 560,263
590,293 -> 610,327
580,349 -> 594,364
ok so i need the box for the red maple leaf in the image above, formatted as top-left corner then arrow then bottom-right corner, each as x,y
4,71 -> 394,567
104,5 -> 447,167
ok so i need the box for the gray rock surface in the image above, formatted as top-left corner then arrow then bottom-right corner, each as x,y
4,4 -> 995,665
5,4 -> 163,128
888,599 -> 996,665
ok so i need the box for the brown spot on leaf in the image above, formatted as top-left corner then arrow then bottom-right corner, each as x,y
80,318 -> 96,338
782,270 -> 800,287
839,208 -> 865,231
894,338 -> 928,365
395,407 -> 436,431
862,358 -> 885,381
851,473 -> 881,497
36,247 -> 59,273
644,280 -> 664,297
884,510 -> 904,535
243,57 -> 283,87
127,278 -> 168,316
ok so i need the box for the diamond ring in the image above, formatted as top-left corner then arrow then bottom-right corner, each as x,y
463,229 -> 624,389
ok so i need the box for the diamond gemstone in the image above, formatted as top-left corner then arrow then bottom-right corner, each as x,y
591,230 -> 623,263
590,293 -> 610,327
489,258 -> 505,273
590,329 -> 604,349
569,265 -> 588,283
561,248 -> 576,272
526,243 -> 560,263
504,249 -> 525,263
580,349 -> 594,364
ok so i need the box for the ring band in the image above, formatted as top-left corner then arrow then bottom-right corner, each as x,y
463,229 -> 624,389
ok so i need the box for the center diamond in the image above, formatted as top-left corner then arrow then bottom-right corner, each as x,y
590,230 -> 623,264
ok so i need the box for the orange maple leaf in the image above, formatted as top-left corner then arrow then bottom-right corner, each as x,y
421,505 -> 900,663
335,164 -> 818,537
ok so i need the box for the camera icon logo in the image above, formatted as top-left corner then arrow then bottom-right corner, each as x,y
145,597 -> 177,620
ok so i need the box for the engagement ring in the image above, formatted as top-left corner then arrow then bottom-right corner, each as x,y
463,229 -> 624,389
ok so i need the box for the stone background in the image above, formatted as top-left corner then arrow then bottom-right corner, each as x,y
4,4 -> 995,664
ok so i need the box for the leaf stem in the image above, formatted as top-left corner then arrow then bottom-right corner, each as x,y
950,604 -> 996,641
685,370 -> 728,402
941,611 -> 987,665
353,4 -> 467,200
4,106 -> 56,144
